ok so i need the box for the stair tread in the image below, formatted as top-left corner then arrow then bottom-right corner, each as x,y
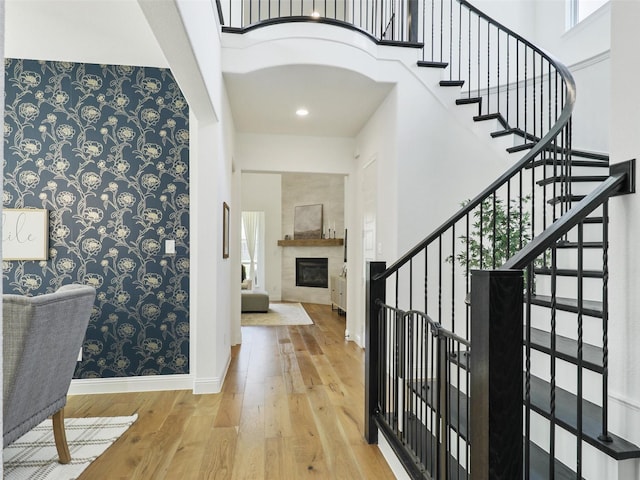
527,158 -> 609,169
548,194 -> 586,205
507,142 -> 537,153
456,97 -> 481,105
528,327 -> 603,372
417,60 -> 448,68
554,240 -> 603,249
492,127 -> 540,143
530,294 -> 603,317
440,79 -> 465,87
537,175 -> 609,186
473,113 -> 508,129
407,376 -> 639,465
528,374 -> 640,460
533,267 -> 603,278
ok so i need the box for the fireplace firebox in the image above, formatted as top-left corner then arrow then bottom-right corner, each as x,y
296,258 -> 328,288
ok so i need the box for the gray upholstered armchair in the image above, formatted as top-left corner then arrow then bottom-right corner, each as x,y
3,284 -> 96,463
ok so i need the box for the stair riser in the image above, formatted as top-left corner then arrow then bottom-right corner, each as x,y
528,413 -> 580,475
535,275 -> 603,303
555,247 -> 603,271
529,422 -> 626,480
529,305 -> 603,347
528,350 -> 603,405
563,223 -> 604,243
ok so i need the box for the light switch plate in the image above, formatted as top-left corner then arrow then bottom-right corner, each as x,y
165,239 -> 176,255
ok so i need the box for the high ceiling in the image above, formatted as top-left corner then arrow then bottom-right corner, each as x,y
224,65 -> 394,137
5,1 -> 394,139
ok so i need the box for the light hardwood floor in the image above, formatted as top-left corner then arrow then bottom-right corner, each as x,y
67,303 -> 396,479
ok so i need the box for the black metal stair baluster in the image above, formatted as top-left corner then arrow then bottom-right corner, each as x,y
440,0 -> 444,62
431,0 -> 435,61
506,34 -> 510,125
439,236 -> 443,324
550,245 -> 557,480
507,181 -> 512,259
524,45 -> 528,145
519,170 -> 524,251
465,212 -> 470,340
487,22 -> 490,116
406,314 -> 413,449
425,245 -> 429,316
540,55 -> 544,146
410,258 -> 414,311
516,39 -> 520,131
430,326 -> 436,477
599,200 -> 613,443
458,0 -> 462,81
416,315 -> 423,467
468,9 -> 471,99
525,265 -> 533,480
492,191 -> 497,268
497,28 -> 500,118
477,15 -> 480,101
479,200 -> 484,269
449,0 -> 453,81
533,52 -> 536,140
451,224 -> 456,333
577,222 -> 584,478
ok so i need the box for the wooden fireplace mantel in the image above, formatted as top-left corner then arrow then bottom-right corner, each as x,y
277,238 -> 344,247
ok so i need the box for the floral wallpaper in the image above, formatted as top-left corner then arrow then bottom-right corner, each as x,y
3,59 -> 190,378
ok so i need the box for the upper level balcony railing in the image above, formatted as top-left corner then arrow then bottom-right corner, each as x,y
217,0 -> 422,45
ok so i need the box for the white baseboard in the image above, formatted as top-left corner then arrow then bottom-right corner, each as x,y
68,374 -> 193,395
193,350 -> 232,394
378,431 -> 410,480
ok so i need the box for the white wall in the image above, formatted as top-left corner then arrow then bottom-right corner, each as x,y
607,0 -> 640,447
235,133 -> 355,174
241,173 -> 283,300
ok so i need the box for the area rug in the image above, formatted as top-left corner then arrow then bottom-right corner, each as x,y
241,302 -> 314,326
3,414 -> 137,480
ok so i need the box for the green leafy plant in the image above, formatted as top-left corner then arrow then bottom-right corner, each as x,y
447,195 -> 533,270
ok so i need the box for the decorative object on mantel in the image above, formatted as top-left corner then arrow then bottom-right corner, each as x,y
294,204 -> 323,239
278,238 -> 343,247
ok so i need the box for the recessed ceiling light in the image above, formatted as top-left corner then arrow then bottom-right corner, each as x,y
296,108 -> 309,117
311,11 -> 320,18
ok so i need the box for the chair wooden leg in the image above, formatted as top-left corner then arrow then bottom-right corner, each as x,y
52,408 -> 71,464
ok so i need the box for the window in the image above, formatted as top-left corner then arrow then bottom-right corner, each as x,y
241,211 -> 265,288
568,0 -> 609,28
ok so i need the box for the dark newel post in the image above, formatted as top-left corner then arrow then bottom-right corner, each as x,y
365,261 -> 387,444
470,269 -> 523,480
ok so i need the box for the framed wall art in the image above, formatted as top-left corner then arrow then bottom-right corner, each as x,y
3,208 -> 49,260
294,204 -> 323,239
223,202 -> 230,259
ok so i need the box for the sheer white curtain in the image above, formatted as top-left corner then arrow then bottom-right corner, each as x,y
242,211 -> 260,284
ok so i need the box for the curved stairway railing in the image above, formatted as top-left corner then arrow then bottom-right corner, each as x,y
218,1 -> 639,478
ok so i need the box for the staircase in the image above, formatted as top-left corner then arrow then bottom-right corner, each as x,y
216,0 -> 638,477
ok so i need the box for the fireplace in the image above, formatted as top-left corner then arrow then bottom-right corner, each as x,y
296,258 -> 328,288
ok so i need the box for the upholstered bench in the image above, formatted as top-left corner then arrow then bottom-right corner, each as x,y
241,290 -> 269,313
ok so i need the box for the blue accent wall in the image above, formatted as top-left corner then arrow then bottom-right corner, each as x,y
3,59 -> 190,378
